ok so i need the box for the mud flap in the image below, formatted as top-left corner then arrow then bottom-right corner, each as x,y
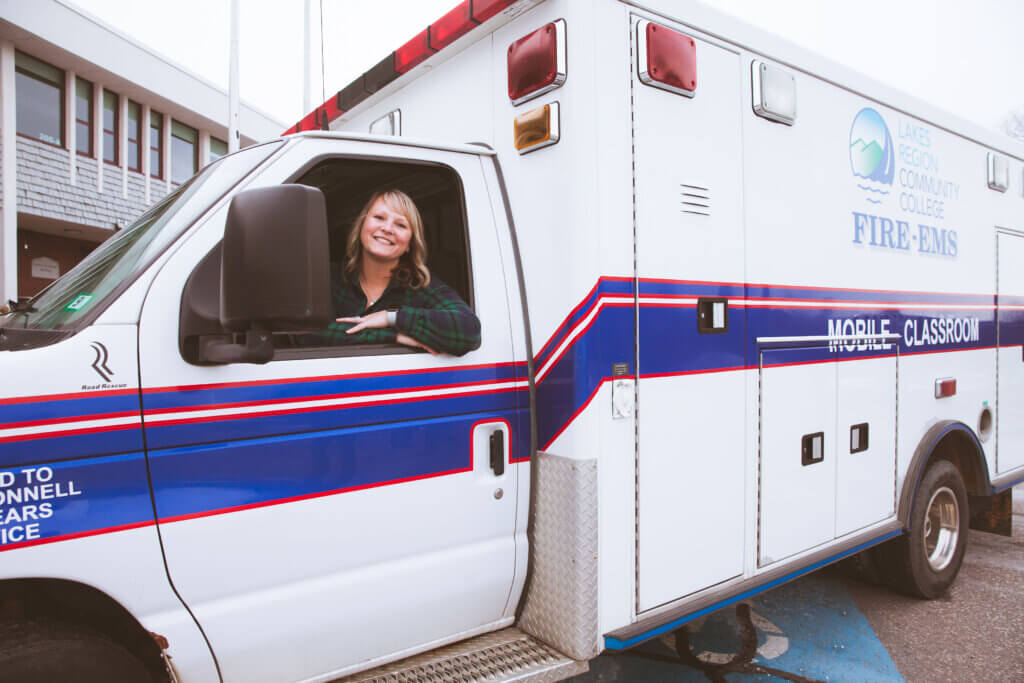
968,489 -> 1012,537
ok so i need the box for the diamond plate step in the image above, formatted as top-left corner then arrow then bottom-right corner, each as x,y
337,628 -> 588,683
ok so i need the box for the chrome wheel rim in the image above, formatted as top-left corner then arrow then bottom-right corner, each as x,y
923,486 -> 959,571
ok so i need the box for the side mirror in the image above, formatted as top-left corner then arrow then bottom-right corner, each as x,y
179,184 -> 333,364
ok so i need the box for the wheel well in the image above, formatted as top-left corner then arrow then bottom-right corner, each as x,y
899,421 -> 991,527
0,579 -> 167,681
930,429 -> 988,495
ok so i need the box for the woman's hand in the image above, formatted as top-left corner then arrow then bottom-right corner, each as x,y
396,333 -> 439,355
337,311 -> 389,333
337,312 -> 439,355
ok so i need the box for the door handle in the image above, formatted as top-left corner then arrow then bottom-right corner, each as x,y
489,431 -> 505,476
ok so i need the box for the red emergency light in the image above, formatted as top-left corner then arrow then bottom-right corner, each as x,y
429,1 -> 478,51
637,20 -> 697,97
507,19 -> 567,105
395,28 -> 435,74
284,0 -> 520,135
472,0 -> 516,23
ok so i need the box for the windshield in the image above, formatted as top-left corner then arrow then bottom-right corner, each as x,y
1,141 -> 282,332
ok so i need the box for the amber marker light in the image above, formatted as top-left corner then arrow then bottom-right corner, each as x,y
513,102 -> 560,154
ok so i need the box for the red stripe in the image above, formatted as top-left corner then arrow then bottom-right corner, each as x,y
146,385 -> 520,429
0,519 -> 154,553
742,279 -> 993,300
642,302 -> 699,309
540,378 -> 613,451
538,301 -> 633,380
158,465 -> 473,525
742,295 -> 993,308
902,344 -> 997,357
469,417 -> 515,465
145,377 -> 522,417
641,365 -> 752,380
761,354 -> 898,371
0,410 -> 139,431
143,360 -> 523,395
0,421 -> 141,444
0,464 -> 478,551
0,388 -> 137,406
535,280 -> 602,361
634,275 -> 993,300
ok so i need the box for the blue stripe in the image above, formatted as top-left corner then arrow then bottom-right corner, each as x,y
536,305 -> 634,448
534,279 -> 633,368
746,284 -> 992,305
141,363 -> 523,411
0,392 -> 139,424
148,411 -> 511,520
0,452 -> 153,550
144,386 -> 523,451
0,429 -> 145,468
603,529 -> 903,651
535,297 -> 997,447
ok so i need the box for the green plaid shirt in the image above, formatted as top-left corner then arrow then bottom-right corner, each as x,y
315,269 -> 481,356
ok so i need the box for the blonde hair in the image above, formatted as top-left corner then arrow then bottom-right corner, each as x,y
345,189 -> 430,289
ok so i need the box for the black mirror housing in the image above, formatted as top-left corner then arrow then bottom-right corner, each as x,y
221,184 -> 333,332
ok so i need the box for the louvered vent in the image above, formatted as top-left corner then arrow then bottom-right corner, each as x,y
681,183 -> 710,216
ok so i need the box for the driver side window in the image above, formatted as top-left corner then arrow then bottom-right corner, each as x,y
276,157 -> 476,359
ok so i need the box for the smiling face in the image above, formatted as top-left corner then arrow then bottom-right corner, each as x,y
359,196 -> 413,266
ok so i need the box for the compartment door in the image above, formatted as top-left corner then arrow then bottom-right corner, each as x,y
997,231 -> 1024,474
835,353 -> 897,537
759,347 -> 836,565
632,14 -> 746,611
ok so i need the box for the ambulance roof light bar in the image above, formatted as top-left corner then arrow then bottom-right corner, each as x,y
284,0 -> 520,136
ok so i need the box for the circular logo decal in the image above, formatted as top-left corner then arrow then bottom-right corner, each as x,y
850,108 -> 894,197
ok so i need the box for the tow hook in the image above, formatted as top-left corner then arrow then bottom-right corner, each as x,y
149,631 -> 180,683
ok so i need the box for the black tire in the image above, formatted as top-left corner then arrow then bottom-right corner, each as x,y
0,619 -> 157,683
874,459 -> 969,598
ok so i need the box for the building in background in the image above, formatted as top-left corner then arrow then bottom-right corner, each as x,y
0,0 -> 282,303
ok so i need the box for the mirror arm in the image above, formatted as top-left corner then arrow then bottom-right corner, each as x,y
198,327 -> 274,364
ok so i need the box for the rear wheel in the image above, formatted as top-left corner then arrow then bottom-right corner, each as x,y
875,459 -> 969,598
0,619 -> 158,683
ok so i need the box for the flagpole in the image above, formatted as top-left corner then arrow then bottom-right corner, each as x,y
228,0 -> 240,152
303,0 -> 312,114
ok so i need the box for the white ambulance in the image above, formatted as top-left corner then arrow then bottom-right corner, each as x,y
1,0 -> 1022,681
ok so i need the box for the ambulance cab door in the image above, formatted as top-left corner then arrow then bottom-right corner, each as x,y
136,139 -> 520,682
630,13 -> 747,611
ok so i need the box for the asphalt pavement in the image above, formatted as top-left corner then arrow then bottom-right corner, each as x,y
572,485 -> 1024,682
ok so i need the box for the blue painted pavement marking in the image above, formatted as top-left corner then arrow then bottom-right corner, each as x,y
575,571 -> 903,681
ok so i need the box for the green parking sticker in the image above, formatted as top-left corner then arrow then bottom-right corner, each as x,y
63,294 -> 94,311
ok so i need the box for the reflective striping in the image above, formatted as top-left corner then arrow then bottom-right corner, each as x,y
0,414 -> 142,442
0,278 -> 1012,451
144,379 -> 528,426
536,295 -> 633,383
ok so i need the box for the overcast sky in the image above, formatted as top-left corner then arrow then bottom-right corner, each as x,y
69,0 -> 1023,136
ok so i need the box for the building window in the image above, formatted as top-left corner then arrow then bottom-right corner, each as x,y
126,100 -> 142,171
171,120 -> 198,185
209,137 -> 228,162
74,77 -> 93,156
103,90 -> 119,164
14,51 -> 64,147
150,111 -> 163,178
